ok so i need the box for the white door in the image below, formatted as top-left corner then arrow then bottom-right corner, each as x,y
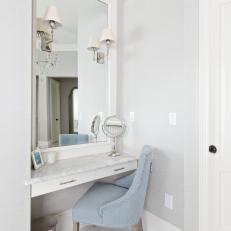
50,79 -> 61,144
208,0 -> 231,230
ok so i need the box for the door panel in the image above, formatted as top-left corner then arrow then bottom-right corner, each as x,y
221,2 -> 231,158
209,0 -> 231,230
221,173 -> 231,226
50,79 -> 61,144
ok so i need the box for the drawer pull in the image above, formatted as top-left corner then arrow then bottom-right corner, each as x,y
59,179 -> 77,185
114,167 -> 125,172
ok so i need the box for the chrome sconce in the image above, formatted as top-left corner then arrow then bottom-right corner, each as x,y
37,5 -> 62,52
36,18 -> 51,52
36,5 -> 62,72
100,28 -> 115,56
43,5 -> 62,45
87,27 -> 115,64
87,37 -> 105,64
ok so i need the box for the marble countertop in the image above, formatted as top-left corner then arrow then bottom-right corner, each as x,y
27,153 -> 137,185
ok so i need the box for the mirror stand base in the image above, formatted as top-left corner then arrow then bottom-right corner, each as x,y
109,152 -> 121,157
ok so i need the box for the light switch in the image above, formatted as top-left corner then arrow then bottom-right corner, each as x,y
165,193 -> 174,210
98,112 -> 103,119
169,112 -> 177,126
129,112 -> 135,122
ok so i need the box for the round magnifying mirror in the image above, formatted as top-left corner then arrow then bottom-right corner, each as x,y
102,115 -> 126,157
91,115 -> 101,141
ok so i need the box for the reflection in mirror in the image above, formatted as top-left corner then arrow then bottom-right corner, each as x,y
34,0 -> 108,148
49,77 -> 78,144
70,88 -> 78,133
102,116 -> 126,157
91,115 -> 101,141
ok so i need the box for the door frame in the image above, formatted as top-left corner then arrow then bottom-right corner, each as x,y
198,0 -> 210,230
68,87 -> 78,133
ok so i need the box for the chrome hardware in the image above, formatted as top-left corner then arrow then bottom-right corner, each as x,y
114,167 -> 125,172
209,145 -> 217,154
59,179 -> 77,185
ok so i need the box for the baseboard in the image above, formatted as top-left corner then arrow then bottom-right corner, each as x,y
142,210 -> 182,231
55,209 -> 182,231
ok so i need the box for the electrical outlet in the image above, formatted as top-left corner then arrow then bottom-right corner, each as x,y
169,112 -> 177,126
165,193 -> 174,210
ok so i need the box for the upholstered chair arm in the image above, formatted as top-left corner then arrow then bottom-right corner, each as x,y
112,172 -> 135,189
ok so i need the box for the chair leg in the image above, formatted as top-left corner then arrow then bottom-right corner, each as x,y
74,222 -> 80,231
131,219 -> 143,231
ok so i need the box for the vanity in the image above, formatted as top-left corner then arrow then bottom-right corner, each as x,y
28,153 -> 137,197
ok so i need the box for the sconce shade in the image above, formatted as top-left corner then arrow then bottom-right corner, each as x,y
43,5 -> 62,28
100,28 -> 115,43
36,18 -> 50,34
87,37 -> 100,50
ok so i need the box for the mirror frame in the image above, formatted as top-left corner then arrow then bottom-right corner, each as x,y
31,0 -> 117,152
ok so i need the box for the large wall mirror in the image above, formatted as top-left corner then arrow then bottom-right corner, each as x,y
33,0 -> 115,149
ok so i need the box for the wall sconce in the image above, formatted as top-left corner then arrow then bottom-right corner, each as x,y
36,18 -> 51,52
87,37 -> 105,64
87,28 -> 115,64
100,28 -> 116,56
88,37 -> 100,60
43,5 -> 62,46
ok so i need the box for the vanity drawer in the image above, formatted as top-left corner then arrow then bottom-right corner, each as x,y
31,170 -> 95,197
31,160 -> 137,197
95,160 -> 137,180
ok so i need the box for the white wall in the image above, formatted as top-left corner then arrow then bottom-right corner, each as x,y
0,1 -> 31,230
117,0 -> 198,230
48,51 -> 78,77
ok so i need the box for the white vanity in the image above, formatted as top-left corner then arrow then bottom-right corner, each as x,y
28,153 -> 137,197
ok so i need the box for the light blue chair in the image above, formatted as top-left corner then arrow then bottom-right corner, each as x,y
59,134 -> 89,146
72,145 -> 153,231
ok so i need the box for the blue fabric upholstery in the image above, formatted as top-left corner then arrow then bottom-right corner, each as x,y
112,172 -> 135,189
59,134 -> 89,146
72,183 -> 127,225
72,145 -> 153,228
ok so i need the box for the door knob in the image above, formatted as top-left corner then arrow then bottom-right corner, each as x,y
209,145 -> 217,154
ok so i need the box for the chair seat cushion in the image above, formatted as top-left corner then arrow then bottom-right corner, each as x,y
72,182 -> 127,225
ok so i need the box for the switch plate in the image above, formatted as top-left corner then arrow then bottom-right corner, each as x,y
98,112 -> 103,119
169,112 -> 177,126
129,112 -> 135,122
165,193 -> 174,210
